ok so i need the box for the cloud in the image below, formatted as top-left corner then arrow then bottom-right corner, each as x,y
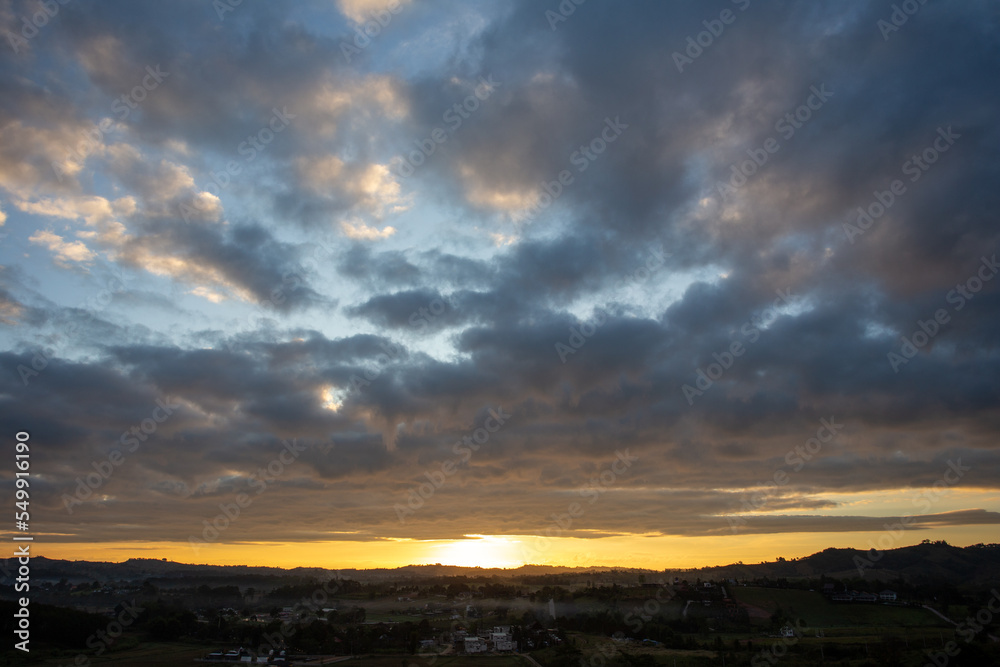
28,230 -> 96,265
110,221 -> 326,310
0,290 -> 23,325
298,157 -> 410,218
341,220 -> 397,241
15,194 -> 124,227
345,288 -> 462,331
336,0 -> 411,25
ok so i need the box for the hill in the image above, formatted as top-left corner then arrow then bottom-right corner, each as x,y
3,542 -> 997,587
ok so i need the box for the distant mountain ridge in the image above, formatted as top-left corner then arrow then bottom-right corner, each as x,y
694,542 -> 999,585
4,542 -> 997,586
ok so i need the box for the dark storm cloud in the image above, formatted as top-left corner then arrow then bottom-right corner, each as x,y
345,288 -> 463,331
340,232 -> 674,329
9,321 -> 999,544
337,244 -> 422,287
401,0 -> 1000,300
45,0 -> 355,159
132,217 -> 327,312
2,0 -> 998,551
421,250 -> 493,289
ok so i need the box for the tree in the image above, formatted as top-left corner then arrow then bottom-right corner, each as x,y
546,642 -> 582,667
347,606 -> 366,623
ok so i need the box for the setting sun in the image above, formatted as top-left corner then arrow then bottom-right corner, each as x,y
431,535 -> 525,569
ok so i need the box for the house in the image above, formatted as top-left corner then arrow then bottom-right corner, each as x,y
879,590 -> 897,601
464,636 -> 487,653
493,636 -> 516,651
855,592 -> 878,603
207,648 -> 269,664
779,626 -> 796,638
267,649 -> 291,666
491,626 -> 516,652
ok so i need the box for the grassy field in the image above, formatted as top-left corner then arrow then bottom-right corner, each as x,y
532,635 -> 717,667
359,596 -> 537,624
731,586 -> 947,628
9,643 -> 528,667
0,588 -> 967,667
602,595 -> 687,622
348,656 -> 527,667
26,641 -> 211,667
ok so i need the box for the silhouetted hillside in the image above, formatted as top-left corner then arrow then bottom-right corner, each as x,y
690,542 -> 1000,586
3,542 -> 996,588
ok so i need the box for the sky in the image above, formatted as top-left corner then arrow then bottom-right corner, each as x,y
1,0 -> 999,571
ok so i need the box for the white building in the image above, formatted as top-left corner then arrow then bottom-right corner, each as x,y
464,636 -> 487,653
491,626 -> 516,651
493,637 -> 516,651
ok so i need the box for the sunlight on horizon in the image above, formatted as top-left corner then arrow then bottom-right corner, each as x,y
31,524 -> 990,571
428,535 -> 526,569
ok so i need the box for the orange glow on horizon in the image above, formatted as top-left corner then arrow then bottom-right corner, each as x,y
24,525 -> 990,571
